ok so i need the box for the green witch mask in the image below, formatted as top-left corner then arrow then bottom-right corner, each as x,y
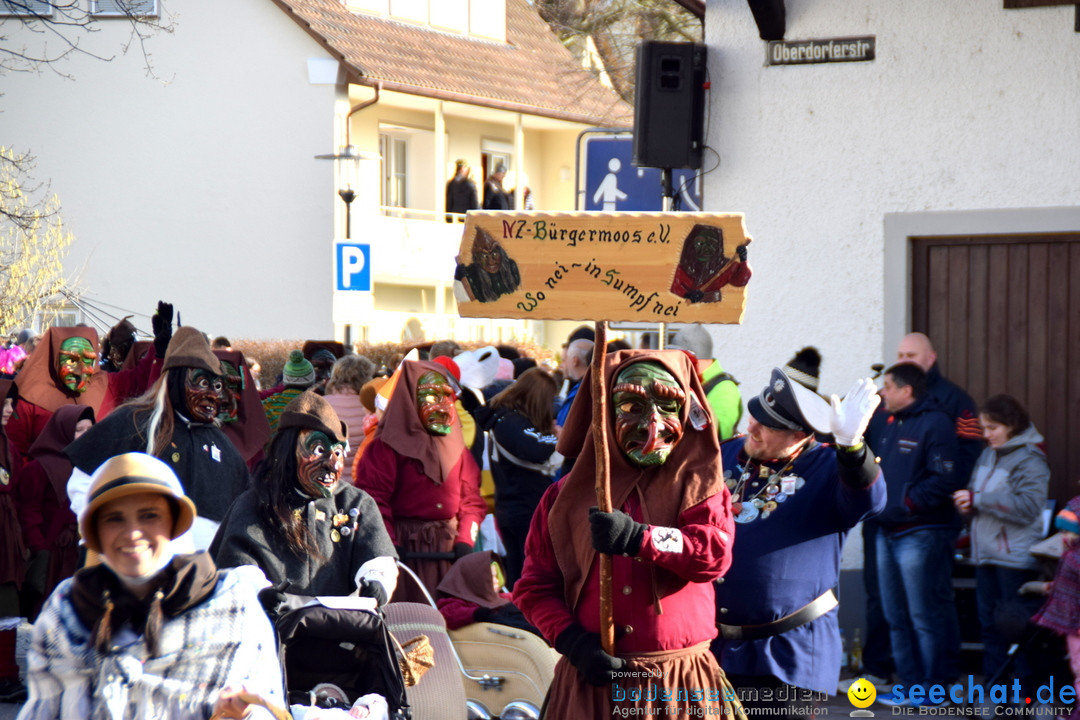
57,337 -> 98,394
612,362 -> 685,467
416,370 -> 456,436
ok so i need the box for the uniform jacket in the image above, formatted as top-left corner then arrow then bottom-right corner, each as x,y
18,566 -> 283,720
867,395 -> 961,532
967,424 -> 1049,570
712,439 -> 885,694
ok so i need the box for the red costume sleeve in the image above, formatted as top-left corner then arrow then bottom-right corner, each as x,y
637,489 -> 735,582
98,348 -> 161,420
437,597 -> 481,630
455,451 -> 487,547
511,483 -> 575,644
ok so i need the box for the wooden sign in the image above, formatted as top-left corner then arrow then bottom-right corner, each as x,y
454,212 -> 752,323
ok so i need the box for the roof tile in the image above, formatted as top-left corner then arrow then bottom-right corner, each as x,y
273,0 -> 633,127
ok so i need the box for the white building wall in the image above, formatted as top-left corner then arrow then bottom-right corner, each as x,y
702,0 -> 1080,412
0,0 -> 340,339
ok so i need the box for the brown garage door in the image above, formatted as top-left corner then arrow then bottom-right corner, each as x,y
911,232 -> 1080,505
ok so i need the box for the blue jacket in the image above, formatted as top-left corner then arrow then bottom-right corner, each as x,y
712,439 -> 885,694
925,364 -> 983,482
868,394 -> 961,532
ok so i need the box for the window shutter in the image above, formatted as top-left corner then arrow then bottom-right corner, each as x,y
91,0 -> 158,16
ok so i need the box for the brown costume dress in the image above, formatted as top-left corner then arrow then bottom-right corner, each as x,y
526,350 -> 745,719
355,360 -> 486,602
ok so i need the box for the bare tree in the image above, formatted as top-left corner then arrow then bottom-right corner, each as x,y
0,0 -> 174,78
0,147 -> 73,334
535,0 -> 702,104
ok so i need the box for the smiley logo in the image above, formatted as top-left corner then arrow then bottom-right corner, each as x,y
847,677 -> 876,709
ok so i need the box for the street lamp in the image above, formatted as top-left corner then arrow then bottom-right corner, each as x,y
315,145 -> 379,240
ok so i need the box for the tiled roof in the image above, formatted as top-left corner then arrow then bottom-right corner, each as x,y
273,0 -> 633,128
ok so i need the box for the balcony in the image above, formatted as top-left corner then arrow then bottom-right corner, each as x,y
366,206 -> 464,286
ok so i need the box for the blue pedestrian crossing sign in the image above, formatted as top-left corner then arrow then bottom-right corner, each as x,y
578,131 -> 703,211
336,243 -> 371,291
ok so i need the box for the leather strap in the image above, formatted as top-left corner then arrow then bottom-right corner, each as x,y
717,589 -> 837,641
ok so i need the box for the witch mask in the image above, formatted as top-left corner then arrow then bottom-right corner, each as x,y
612,362 -> 686,467
57,337 -> 99,394
295,428 -> 346,499
184,368 -> 226,424
416,370 -> 456,436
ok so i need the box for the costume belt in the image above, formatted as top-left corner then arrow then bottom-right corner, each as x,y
717,589 -> 837,641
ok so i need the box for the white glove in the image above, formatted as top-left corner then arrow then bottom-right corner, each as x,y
829,378 -> 880,447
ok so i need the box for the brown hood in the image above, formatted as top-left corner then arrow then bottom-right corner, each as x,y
214,349 -> 271,462
374,359 -> 465,485
550,349 -> 728,611
436,550 -> 509,609
29,404 -> 95,504
14,326 -> 107,414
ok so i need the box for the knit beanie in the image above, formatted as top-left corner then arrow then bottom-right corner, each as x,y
1055,508 -> 1080,535
670,325 -> 713,361
161,326 -> 222,375
782,347 -> 822,392
282,350 -> 316,387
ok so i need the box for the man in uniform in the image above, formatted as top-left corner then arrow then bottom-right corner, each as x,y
712,367 -> 886,711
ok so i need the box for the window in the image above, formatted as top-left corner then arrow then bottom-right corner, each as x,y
91,0 -> 158,17
0,0 -> 53,16
35,305 -> 81,329
379,133 -> 408,209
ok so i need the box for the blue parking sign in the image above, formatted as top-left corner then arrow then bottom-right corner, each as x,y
336,243 -> 370,291
578,131 -> 703,211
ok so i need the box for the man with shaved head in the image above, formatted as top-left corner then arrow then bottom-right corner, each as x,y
894,332 -> 981,482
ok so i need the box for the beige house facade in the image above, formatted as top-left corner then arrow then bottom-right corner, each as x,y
1,0 -> 629,346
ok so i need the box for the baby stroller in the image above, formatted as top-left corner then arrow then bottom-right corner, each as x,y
264,591 -> 412,719
388,558 -> 553,720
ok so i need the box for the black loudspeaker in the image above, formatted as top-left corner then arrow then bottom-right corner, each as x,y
632,41 -> 707,170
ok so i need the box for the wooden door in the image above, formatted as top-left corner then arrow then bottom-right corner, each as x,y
911,233 -> 1080,505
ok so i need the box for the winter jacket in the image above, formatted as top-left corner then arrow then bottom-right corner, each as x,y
472,405 -> 559,520
967,424 -> 1049,570
925,364 -> 983,482
870,394 -> 962,532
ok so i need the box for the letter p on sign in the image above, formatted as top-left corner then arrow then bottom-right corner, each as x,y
336,243 -> 371,291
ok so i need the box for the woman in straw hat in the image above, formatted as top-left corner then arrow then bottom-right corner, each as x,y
19,452 -> 284,720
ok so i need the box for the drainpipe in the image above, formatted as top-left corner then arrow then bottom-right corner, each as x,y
345,80 -> 382,146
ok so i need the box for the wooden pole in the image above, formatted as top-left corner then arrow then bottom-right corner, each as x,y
591,320 -> 615,654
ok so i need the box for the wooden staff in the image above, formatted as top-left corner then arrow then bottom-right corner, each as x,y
591,320 -> 615,654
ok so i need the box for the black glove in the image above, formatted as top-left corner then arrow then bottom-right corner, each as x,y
151,301 -> 173,358
454,542 -> 473,559
257,583 -> 290,620
736,244 -> 748,262
357,578 -> 388,607
555,624 -> 625,686
589,507 -> 646,556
